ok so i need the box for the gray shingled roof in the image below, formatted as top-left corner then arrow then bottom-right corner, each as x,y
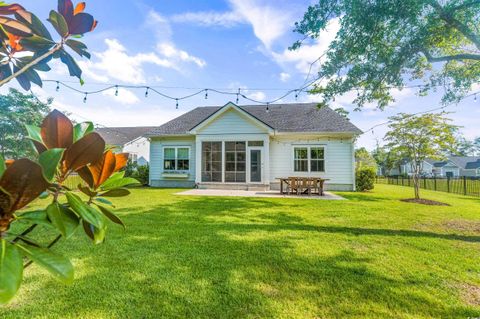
424,156 -> 480,169
146,103 -> 362,136
96,126 -> 156,146
465,159 -> 480,170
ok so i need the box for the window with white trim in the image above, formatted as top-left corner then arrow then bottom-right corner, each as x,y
477,168 -> 480,176
163,147 -> 190,171
293,146 -> 325,172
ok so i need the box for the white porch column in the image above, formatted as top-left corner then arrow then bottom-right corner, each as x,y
195,137 -> 202,183
264,136 -> 270,186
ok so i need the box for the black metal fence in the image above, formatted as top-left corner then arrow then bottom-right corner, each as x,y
376,176 -> 480,197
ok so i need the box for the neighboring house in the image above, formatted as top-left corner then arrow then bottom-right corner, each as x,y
386,156 -> 480,177
145,102 -> 362,191
96,126 -> 156,166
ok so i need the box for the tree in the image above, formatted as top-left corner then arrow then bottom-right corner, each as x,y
355,147 -> 377,170
292,0 -> 480,109
384,112 -> 458,199
0,88 -> 51,159
454,136 -> 475,156
474,137 -> 480,156
0,110 -> 139,304
0,1 -> 97,90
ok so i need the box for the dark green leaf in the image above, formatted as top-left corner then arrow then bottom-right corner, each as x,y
94,197 -> 113,206
38,148 -> 64,181
73,122 -> 94,142
99,188 -> 130,197
17,243 -> 73,284
66,192 -> 104,229
97,205 -> 125,229
15,11 -> 53,40
82,220 -> 94,240
19,35 -> 55,51
0,16 -> 32,37
25,125 -> 43,143
0,154 -> 5,178
0,240 -> 23,305
101,177 -> 140,191
0,63 -> 12,81
92,224 -> 106,244
48,10 -> 68,38
14,65 -> 31,90
59,50 -> 82,79
46,202 -> 79,238
78,185 -> 97,197
66,39 -> 90,59
16,210 -> 52,228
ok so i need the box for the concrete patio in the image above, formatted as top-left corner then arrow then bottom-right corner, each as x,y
175,189 -> 346,200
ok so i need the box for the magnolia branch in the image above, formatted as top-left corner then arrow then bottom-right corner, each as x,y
0,43 -> 63,87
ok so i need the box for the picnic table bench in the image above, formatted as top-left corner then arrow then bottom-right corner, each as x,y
277,177 -> 330,196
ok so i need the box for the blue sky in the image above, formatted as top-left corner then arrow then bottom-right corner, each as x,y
8,0 -> 480,149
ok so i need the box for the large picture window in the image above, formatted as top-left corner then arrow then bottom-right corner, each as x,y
293,146 -> 325,172
164,147 -> 190,171
202,142 -> 222,182
225,142 -> 246,182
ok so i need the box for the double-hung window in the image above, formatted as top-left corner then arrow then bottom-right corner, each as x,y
163,147 -> 190,171
293,146 -> 325,172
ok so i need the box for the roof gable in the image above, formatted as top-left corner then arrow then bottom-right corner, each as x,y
96,126 -> 156,146
189,102 -> 274,134
146,102 -> 363,136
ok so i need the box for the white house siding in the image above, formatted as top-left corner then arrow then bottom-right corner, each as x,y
269,134 -> 355,191
195,108 -> 268,135
123,137 -> 150,166
149,136 -> 196,188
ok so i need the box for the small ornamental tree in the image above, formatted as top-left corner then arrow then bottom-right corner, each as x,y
0,110 -> 139,304
384,112 -> 458,200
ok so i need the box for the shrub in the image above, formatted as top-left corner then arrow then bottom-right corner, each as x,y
356,167 -> 376,191
132,165 -> 149,186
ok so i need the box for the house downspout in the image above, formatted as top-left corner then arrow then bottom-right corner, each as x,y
352,138 -> 356,191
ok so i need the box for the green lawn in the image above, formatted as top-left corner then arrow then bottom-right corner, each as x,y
2,185 -> 480,318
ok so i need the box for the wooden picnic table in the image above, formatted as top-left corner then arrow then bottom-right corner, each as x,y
277,177 -> 330,196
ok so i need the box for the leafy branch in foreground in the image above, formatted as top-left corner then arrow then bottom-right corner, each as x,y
0,0 -> 97,90
0,110 -> 139,304
292,0 -> 480,109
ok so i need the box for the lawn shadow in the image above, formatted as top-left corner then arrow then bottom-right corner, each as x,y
3,195 -> 479,318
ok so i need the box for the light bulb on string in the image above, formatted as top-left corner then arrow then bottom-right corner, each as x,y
115,85 -> 119,96
236,88 -> 241,104
294,90 -> 299,101
176,98 -> 179,109
205,89 -> 208,99
266,102 -> 270,113
475,94 -> 477,102
145,87 -> 149,98
83,93 -> 88,103
56,81 -> 60,92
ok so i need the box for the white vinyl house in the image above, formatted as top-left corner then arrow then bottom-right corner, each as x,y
146,102 -> 362,191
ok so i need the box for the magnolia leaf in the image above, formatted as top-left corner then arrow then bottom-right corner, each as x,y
92,223 -> 106,244
38,148 -> 64,181
0,240 -> 23,305
19,35 -> 55,51
89,151 -> 116,188
0,154 -> 5,178
41,110 -> 74,150
15,11 -> 53,40
25,125 -> 43,143
77,184 -> 97,197
73,122 -> 94,142
65,39 -> 90,59
65,192 -> 104,229
82,220 -> 94,240
0,16 -> 32,37
114,153 -> 129,172
97,205 -> 125,229
17,243 -> 73,284
99,188 -> 130,197
69,12 -> 96,35
48,10 -> 68,38
16,210 -> 53,228
0,159 -> 50,212
0,64 -> 12,81
94,197 -> 113,206
14,65 -> 31,90
64,132 -> 105,172
59,49 -> 82,79
101,177 -> 140,191
46,202 -> 79,238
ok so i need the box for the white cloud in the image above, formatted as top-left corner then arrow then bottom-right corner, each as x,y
157,43 -> 206,68
102,88 -> 140,105
279,72 -> 290,82
171,11 -> 245,27
247,91 -> 266,101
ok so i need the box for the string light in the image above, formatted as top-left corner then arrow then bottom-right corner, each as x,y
145,87 -> 149,98
294,90 -> 299,101
55,81 -> 60,92
175,98 -> 179,109
236,88 -> 240,104
115,85 -> 119,96
266,102 -> 270,112
83,93 -> 88,103
475,94 -> 477,102
205,89 -> 208,100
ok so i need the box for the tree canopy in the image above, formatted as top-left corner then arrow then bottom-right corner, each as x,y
0,88 -> 51,159
293,0 -> 480,109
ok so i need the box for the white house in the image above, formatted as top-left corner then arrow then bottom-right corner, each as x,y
387,156 -> 480,177
96,126 -> 155,166
145,102 -> 362,191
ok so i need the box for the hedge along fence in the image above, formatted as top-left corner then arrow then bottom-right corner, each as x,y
376,176 -> 480,197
